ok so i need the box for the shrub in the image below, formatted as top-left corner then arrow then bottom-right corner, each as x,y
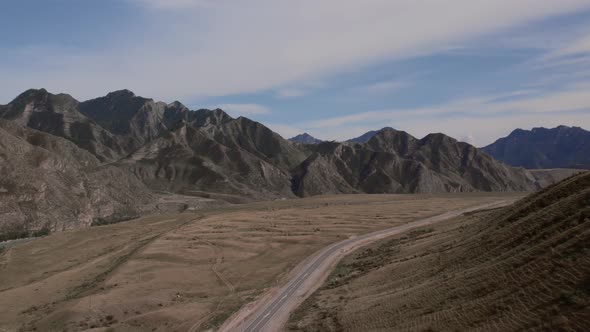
32,227 -> 50,238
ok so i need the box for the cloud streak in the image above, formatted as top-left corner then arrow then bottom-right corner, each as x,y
2,0 -> 590,102
285,81 -> 590,146
357,80 -> 407,94
215,103 -> 271,116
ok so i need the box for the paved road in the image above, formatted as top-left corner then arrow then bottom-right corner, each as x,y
223,200 -> 512,332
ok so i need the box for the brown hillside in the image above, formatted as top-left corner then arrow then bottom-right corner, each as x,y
291,172 -> 590,331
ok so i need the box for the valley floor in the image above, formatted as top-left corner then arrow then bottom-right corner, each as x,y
0,193 -> 517,332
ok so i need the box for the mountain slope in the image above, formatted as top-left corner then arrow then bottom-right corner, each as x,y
0,120 -> 155,240
79,89 -> 189,149
192,111 -> 307,171
0,89 -> 129,161
292,128 -> 536,196
289,133 -> 323,144
482,125 -> 590,169
291,171 -> 590,331
121,121 -> 297,198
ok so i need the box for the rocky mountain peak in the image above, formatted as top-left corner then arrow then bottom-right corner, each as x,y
167,101 -> 186,109
347,126 -> 395,143
79,90 -> 153,135
289,133 -> 323,144
8,88 -> 58,107
421,132 -> 458,145
17,88 -> 48,98
367,128 -> 417,155
105,89 -> 136,99
190,108 -> 233,127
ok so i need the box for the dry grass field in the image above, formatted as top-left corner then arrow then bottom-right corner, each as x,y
289,173 -> 590,331
0,192 -> 516,332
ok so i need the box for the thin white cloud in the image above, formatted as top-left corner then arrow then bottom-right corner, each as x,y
544,31 -> 590,60
128,0 -> 216,9
296,111 -> 590,148
299,81 -> 590,145
358,80 -> 406,94
216,103 -> 271,116
265,123 -> 303,139
275,88 -> 305,99
2,0 -> 590,102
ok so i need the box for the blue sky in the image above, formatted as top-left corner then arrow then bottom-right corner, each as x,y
1,0 -> 590,146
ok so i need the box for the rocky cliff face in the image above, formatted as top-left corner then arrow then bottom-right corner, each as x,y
482,126 -> 590,169
0,120 -> 154,240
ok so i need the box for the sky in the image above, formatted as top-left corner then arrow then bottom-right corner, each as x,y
1,0 -> 590,146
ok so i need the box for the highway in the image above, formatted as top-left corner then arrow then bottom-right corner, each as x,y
221,200 -> 512,332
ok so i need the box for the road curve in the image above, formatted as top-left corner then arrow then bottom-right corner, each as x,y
220,200 -> 513,332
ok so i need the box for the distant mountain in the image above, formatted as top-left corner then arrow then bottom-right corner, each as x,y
289,133 -> 323,144
292,128 -> 537,196
0,89 -> 549,236
347,127 -> 394,143
482,126 -> 590,169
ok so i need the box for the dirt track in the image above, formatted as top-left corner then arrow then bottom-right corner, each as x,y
220,200 -> 515,332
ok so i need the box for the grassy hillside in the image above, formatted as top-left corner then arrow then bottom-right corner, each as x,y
290,172 -> 590,331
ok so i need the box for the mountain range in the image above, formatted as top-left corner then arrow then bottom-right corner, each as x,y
0,88 -> 575,237
482,125 -> 590,169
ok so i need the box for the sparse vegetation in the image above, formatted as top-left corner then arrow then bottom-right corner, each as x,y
0,193 -> 507,331
91,214 -> 139,227
290,173 -> 590,331
0,225 -> 50,242
31,227 -> 50,238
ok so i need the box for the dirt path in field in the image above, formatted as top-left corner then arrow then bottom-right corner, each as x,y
220,199 -> 515,332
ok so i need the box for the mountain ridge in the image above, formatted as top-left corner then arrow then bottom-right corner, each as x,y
0,88 -> 552,235
482,125 -> 590,169
292,128 -> 536,196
